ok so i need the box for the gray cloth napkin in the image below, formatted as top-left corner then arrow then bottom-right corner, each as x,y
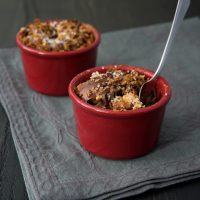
0,17 -> 200,200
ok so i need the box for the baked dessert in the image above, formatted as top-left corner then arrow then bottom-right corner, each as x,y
76,68 -> 149,111
18,19 -> 95,52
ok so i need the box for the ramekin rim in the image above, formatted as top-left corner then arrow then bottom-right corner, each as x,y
68,65 -> 172,117
16,21 -> 101,57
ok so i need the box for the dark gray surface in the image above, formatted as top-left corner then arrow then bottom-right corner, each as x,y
0,17 -> 200,200
0,0 -> 199,47
0,104 -> 29,200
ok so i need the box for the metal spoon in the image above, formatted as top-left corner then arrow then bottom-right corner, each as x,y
139,0 -> 190,105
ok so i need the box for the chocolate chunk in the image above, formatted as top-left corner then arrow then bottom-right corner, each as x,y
76,69 -> 148,111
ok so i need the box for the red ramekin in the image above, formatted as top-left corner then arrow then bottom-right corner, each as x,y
68,65 -> 171,160
16,22 -> 101,96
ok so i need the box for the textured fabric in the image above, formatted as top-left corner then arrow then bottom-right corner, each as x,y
0,17 -> 200,200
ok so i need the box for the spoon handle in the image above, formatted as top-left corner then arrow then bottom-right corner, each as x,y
151,0 -> 190,81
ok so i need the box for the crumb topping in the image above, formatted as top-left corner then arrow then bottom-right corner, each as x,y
76,69 -> 149,111
19,19 -> 95,52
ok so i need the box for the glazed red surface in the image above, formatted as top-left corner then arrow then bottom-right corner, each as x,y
16,23 -> 100,96
69,65 -> 172,159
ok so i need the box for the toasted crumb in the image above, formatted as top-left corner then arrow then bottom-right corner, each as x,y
19,19 -> 95,52
76,68 -> 149,111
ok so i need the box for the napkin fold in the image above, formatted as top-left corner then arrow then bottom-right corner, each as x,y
0,18 -> 200,200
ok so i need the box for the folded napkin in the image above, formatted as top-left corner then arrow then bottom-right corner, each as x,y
0,17 -> 200,200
